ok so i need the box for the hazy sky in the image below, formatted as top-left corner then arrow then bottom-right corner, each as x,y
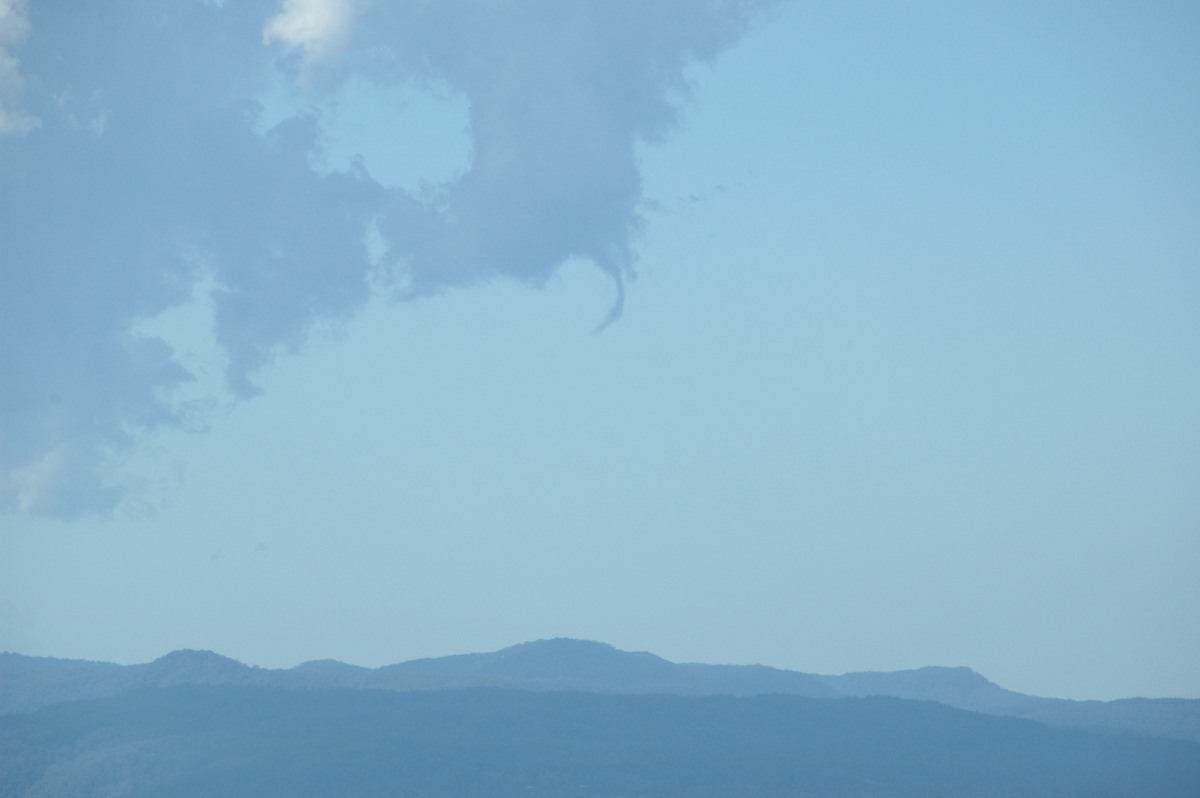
2,0 -> 1197,702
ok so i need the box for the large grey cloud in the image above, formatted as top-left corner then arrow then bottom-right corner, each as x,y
0,0 -> 771,518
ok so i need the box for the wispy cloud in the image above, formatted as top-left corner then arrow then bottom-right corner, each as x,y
0,0 -> 771,518
0,0 -> 38,136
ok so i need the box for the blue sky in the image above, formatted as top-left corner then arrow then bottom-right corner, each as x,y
1,0 -> 1197,701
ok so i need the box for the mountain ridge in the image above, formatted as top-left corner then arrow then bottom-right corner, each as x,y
3,638 -> 1197,743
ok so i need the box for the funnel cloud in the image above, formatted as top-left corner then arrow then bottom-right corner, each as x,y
0,0 -> 771,517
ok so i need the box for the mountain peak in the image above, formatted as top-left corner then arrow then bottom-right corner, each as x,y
495,638 -> 640,663
149,648 -> 244,666
139,649 -> 251,683
383,638 -> 680,687
504,638 -> 619,654
827,665 -> 1032,713
480,638 -> 676,683
292,659 -> 367,673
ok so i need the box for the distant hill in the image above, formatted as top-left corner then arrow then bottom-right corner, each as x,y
385,638 -> 837,697
383,639 -> 1200,742
3,685 -> 1198,797
822,664 -> 1036,712
292,659 -> 368,673
0,649 -> 594,715
3,639 -> 1198,744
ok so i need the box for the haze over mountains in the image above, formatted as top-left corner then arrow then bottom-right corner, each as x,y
4,638 -> 1197,744
4,639 -> 1199,796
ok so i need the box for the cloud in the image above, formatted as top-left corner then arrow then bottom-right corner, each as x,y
0,0 -> 38,136
263,0 -> 357,63
366,0 -> 766,326
0,0 -> 771,519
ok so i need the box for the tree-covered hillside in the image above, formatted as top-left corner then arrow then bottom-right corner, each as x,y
3,685 -> 1199,798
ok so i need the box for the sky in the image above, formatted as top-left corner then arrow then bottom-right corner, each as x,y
1,0 -> 1197,702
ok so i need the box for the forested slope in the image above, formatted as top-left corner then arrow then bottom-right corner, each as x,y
3,685 -> 1198,798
